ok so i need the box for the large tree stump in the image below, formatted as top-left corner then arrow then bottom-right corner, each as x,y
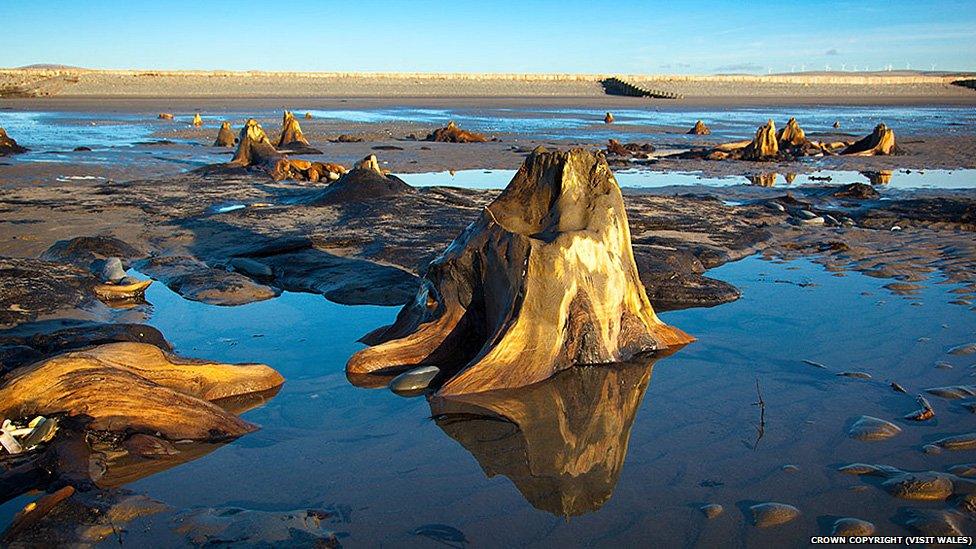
842,123 -> 897,156
0,128 -> 27,156
0,342 -> 284,441
213,122 -> 237,147
777,117 -> 806,147
276,111 -> 309,147
740,119 -> 779,160
347,148 -> 692,395
688,120 -> 711,135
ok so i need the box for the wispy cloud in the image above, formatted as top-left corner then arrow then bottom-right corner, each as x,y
825,48 -> 840,56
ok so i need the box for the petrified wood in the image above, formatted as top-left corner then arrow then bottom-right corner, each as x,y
0,342 -> 284,441
842,123 -> 897,156
347,147 -> 692,395
213,121 -> 237,147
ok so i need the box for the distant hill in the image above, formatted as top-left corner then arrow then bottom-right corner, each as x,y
16,64 -> 86,70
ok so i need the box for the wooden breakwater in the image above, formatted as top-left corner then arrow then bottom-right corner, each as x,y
600,77 -> 682,99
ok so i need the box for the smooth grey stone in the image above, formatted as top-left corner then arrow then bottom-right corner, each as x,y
98,257 -> 126,283
750,502 -> 800,527
390,366 -> 440,395
798,209 -> 818,220
848,416 -> 901,441
832,517 -> 876,536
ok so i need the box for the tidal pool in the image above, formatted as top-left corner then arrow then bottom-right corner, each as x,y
4,254 -> 965,546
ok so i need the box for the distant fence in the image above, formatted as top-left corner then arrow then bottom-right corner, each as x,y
600,77 -> 682,99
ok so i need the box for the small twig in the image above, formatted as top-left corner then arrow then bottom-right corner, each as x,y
752,378 -> 766,449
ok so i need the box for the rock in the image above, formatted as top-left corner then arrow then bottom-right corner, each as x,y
750,502 -> 800,527
213,121 -> 237,147
93,278 -> 152,302
309,154 -> 414,204
838,463 -> 902,476
0,257 -> 98,327
191,113 -> 203,127
138,255 -> 278,306
902,509 -> 965,537
949,343 -> 976,355
798,216 -> 825,226
0,128 -> 28,156
96,257 -> 126,283
347,148 -> 693,395
228,257 -> 273,279
0,342 -> 284,441
848,416 -> 902,441
905,395 -> 935,421
73,146 -> 91,152
797,209 -> 818,220
831,517 -> 876,537
933,433 -> 976,450
606,139 -> 655,159
604,112 -> 614,124
389,366 -> 440,395
157,113 -> 174,120
832,183 -> 880,200
838,371 -> 872,379
174,507 -> 342,547
426,121 -> 488,143
923,444 -> 943,455
926,385 -> 976,399
782,464 -> 800,473
891,382 -> 908,393
948,464 -> 976,477
700,504 -> 723,518
688,120 -> 710,135
41,235 -> 143,271
335,134 -> 363,142
881,472 -> 954,500
842,123 -> 897,156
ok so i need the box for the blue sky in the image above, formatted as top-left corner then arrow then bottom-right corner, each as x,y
1,0 -> 974,73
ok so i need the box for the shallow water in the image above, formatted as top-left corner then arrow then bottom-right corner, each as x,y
3,255 -> 966,546
402,167 -> 976,190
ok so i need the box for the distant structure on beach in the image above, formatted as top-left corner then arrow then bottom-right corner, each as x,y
600,77 -> 682,99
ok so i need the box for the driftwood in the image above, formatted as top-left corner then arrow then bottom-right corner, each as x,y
842,123 -> 897,156
426,121 -> 488,143
431,358 -> 658,516
0,342 -> 284,441
213,121 -> 237,147
0,128 -> 27,156
347,148 -> 692,395
688,120 -> 711,135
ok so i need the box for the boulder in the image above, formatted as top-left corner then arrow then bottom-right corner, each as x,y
213,122 -> 237,147
842,123 -> 897,156
0,128 -> 28,156
688,120 -> 711,135
0,342 -> 284,441
347,148 -> 692,395
426,121 -> 488,143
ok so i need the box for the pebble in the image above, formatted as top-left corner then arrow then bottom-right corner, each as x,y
926,385 -> 976,399
933,432 -> 976,450
799,216 -> 826,225
947,464 -> 976,477
768,202 -> 786,212
903,509 -> 964,537
700,504 -> 723,519
890,382 -> 908,393
831,517 -> 876,537
98,257 -> 126,283
923,444 -> 943,455
389,366 -> 440,395
803,359 -> 827,369
837,371 -> 872,379
750,502 -> 800,527
798,209 -> 818,220
949,343 -> 976,356
848,416 -> 902,441
881,472 -> 954,501
781,464 -> 800,473
935,361 -> 954,370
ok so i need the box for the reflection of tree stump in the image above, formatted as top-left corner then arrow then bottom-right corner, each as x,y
213,122 -> 237,147
0,342 -> 284,441
842,123 -> 897,156
348,148 -> 692,395
431,359 -> 657,516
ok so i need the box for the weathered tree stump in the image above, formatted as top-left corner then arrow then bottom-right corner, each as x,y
425,121 -> 488,143
347,148 -> 692,395
213,121 -> 237,147
842,123 -> 897,156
